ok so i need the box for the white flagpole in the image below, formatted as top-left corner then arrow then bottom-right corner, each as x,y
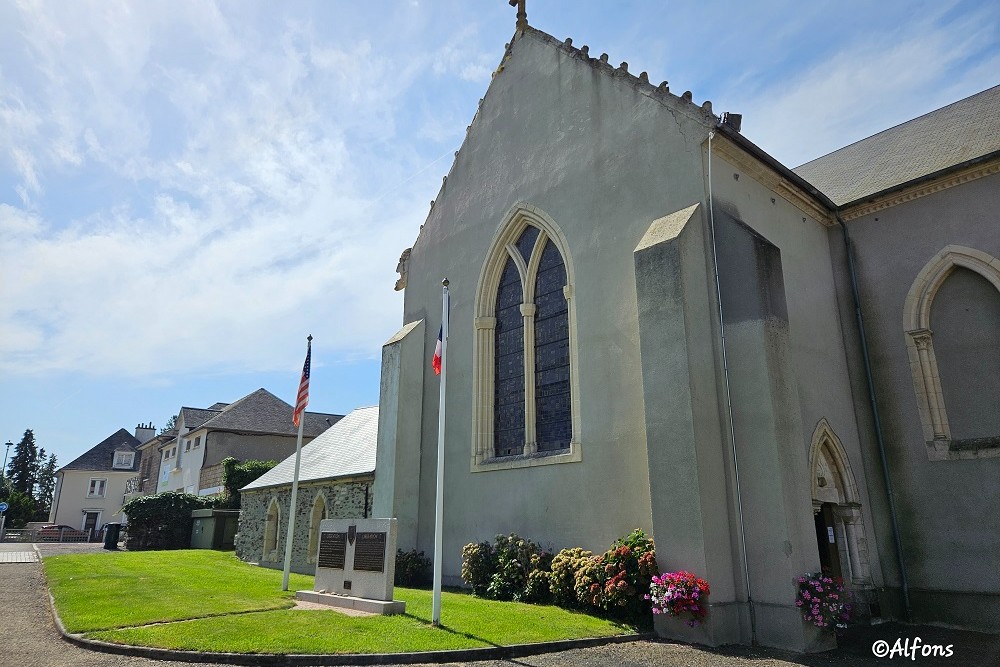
282,335 -> 311,591
432,278 -> 449,626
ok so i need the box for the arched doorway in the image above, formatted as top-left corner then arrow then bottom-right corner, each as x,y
809,419 -> 872,591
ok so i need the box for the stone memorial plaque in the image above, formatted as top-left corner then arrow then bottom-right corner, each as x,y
310,518 -> 399,608
353,531 -> 387,572
318,531 -> 346,569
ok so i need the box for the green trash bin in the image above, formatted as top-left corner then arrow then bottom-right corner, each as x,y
103,523 -> 121,550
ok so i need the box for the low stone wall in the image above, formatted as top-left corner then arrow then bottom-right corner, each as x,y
235,477 -> 374,575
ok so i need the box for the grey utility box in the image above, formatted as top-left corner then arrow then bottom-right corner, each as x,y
190,509 -> 240,550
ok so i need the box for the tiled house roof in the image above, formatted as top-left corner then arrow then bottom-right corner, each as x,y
60,428 -> 141,473
180,406 -> 222,429
193,388 -> 340,437
241,406 -> 378,491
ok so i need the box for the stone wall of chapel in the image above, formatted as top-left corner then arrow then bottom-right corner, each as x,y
235,478 -> 373,575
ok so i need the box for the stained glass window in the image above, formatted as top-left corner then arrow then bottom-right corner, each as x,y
494,256 -> 525,456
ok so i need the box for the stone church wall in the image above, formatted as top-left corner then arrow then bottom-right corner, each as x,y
831,171 -> 1000,632
235,477 -> 374,576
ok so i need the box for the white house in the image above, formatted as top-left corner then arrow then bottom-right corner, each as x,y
49,425 -> 152,537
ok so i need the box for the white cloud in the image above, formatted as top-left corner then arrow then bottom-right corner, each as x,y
723,5 -> 1000,166
3,0 -> 995,382
0,1 -> 497,378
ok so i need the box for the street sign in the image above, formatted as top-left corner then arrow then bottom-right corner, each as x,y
0,502 -> 8,512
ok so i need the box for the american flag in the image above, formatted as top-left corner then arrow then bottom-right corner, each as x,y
292,337 -> 311,427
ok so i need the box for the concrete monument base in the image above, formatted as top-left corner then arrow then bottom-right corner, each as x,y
296,590 -> 406,615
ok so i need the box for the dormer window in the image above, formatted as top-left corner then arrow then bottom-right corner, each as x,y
113,451 -> 135,469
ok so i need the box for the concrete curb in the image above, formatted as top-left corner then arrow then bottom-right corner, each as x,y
42,560 -> 651,666
57,629 -> 652,666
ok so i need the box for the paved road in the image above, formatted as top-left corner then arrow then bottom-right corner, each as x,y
2,544 -> 998,667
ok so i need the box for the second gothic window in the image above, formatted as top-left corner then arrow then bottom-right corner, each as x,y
492,225 -> 571,457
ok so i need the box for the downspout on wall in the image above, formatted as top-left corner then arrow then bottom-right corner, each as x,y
706,130 -> 757,645
712,121 -> 912,622
834,213 -> 912,621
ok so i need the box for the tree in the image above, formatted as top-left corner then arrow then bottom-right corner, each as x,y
7,429 -> 39,497
36,453 -> 58,514
159,415 -> 177,435
0,486 -> 37,528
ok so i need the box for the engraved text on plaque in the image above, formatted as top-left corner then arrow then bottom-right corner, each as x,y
318,532 -> 347,569
352,531 -> 387,572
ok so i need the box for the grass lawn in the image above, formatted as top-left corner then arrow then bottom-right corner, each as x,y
45,550 -> 632,655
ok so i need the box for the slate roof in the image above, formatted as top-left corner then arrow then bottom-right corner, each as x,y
60,428 -> 141,473
241,406 -> 378,491
794,85 -> 1000,207
180,406 -> 221,429
190,388 -> 341,438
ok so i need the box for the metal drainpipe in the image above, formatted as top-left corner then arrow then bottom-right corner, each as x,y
707,130 -> 757,644
835,213 -> 912,620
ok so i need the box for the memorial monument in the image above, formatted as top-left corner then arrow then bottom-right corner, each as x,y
296,517 -> 405,615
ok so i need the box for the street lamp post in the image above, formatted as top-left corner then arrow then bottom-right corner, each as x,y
2,441 -> 12,483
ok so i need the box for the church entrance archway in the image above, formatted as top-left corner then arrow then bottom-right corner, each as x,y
808,419 -> 872,591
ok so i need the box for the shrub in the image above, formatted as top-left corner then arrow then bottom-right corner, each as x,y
217,458 -> 278,509
394,549 -> 432,588
795,573 -> 852,629
599,530 -> 658,618
549,547 -> 593,606
461,534 -> 553,602
568,529 -> 658,623
523,550 -> 555,603
488,534 -> 549,601
121,492 -> 217,550
461,541 -> 495,597
647,571 -> 711,626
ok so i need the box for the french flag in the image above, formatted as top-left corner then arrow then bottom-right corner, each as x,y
432,325 -> 443,375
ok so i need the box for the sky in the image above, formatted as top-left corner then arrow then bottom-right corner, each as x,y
1,0 -> 998,470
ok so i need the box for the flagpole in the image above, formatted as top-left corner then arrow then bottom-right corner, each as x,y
432,279 -> 449,626
282,335 -> 311,592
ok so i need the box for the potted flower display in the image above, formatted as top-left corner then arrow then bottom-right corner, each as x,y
795,572 -> 853,629
646,570 -> 711,627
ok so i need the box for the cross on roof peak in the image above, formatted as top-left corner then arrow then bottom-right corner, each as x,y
508,0 -> 527,30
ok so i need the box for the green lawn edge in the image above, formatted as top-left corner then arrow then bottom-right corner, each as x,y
45,550 -> 632,655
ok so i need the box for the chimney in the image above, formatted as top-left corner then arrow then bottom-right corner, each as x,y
722,112 -> 743,133
135,422 -> 155,444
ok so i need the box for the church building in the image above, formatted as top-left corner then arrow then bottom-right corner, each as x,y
374,15 -> 999,650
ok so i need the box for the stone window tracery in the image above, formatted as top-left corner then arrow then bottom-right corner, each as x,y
903,245 -> 1000,460
472,204 -> 582,471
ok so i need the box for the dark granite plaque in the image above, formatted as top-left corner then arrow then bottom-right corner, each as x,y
318,532 -> 346,569
353,531 -> 387,572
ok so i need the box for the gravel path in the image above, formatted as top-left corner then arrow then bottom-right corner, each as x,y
3,544 -> 997,667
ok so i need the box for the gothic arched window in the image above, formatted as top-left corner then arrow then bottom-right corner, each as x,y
472,205 -> 581,471
903,245 -> 1000,460
306,492 -> 328,563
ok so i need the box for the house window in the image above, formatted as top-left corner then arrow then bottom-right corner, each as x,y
184,440 -> 191,452
471,205 -> 581,471
88,478 -> 107,498
113,451 -> 135,469
193,436 -> 201,449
